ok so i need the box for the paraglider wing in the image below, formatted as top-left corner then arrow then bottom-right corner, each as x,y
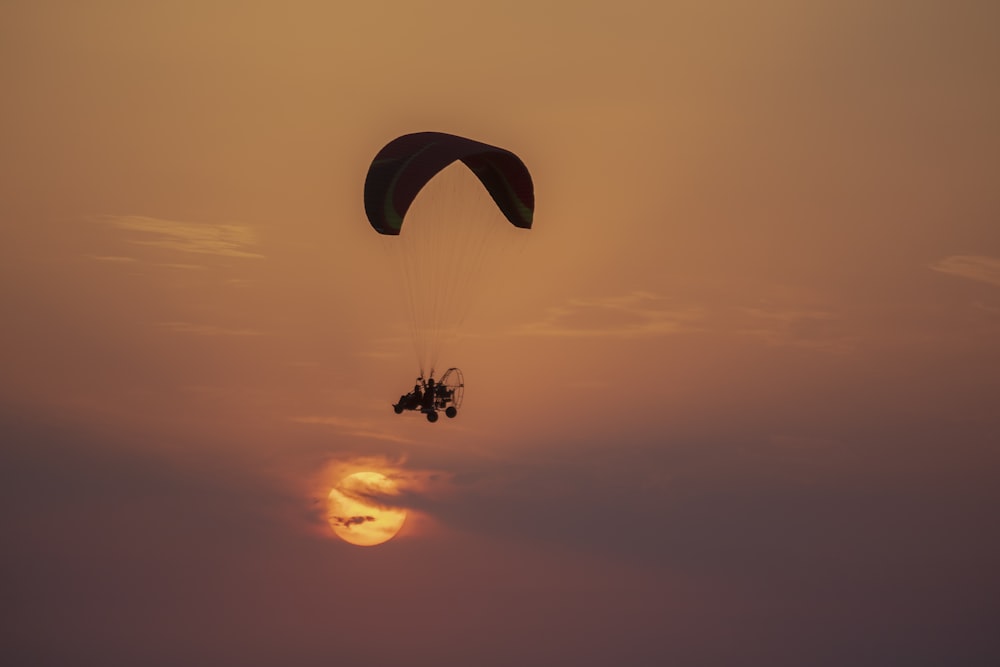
364,132 -> 534,235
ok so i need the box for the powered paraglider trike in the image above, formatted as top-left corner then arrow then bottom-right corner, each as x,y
364,132 -> 534,422
393,368 -> 464,423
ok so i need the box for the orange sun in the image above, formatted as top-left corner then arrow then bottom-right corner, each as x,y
327,471 -> 406,546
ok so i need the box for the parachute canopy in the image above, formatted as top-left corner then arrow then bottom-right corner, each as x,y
363,131 -> 534,376
364,132 -> 534,235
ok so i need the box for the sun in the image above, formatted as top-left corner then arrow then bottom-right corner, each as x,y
327,471 -> 406,546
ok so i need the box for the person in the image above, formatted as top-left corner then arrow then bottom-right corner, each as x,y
422,377 -> 436,410
395,381 -> 423,412
409,382 -> 423,409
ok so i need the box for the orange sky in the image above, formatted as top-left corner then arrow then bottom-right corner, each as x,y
2,1 -> 999,665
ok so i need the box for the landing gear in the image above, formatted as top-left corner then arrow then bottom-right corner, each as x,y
426,410 -> 439,423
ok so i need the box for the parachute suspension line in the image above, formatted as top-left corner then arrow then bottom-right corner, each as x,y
382,166 -> 461,376
427,167 -> 477,372
378,234 -> 425,377
434,164 -> 517,369
390,163 -> 514,376
443,201 -> 501,340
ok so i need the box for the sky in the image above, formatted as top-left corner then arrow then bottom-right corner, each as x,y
2,0 -> 999,664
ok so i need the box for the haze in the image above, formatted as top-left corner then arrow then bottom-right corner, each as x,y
2,1 -> 998,665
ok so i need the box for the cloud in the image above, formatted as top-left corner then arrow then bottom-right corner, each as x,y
158,322 -> 266,336
735,306 -> 857,353
88,254 -> 139,263
92,215 -> 264,259
514,291 -> 704,338
513,291 -> 854,352
291,415 -> 419,445
314,455 -> 450,497
155,263 -> 209,271
329,514 -> 377,528
930,255 -> 1000,287
357,349 -> 405,360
